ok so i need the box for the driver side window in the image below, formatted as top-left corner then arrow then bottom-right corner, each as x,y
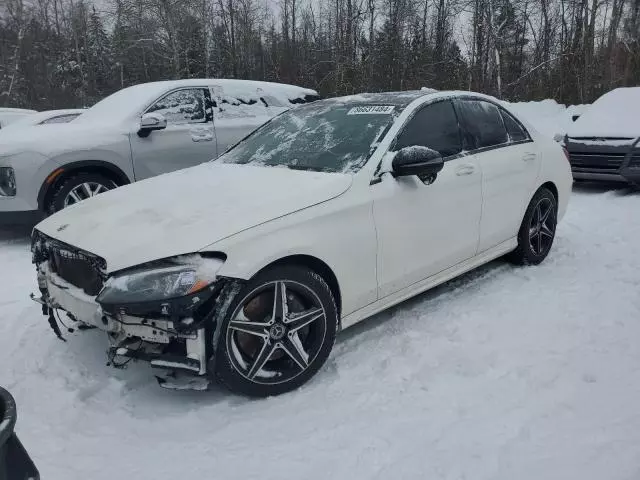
395,100 -> 463,157
146,88 -> 208,125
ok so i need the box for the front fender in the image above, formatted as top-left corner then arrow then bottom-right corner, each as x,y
203,195 -> 378,318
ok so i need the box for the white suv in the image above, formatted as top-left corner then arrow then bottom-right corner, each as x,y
0,79 -> 318,221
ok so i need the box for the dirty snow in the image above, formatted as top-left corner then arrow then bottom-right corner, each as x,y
2,185 -> 640,479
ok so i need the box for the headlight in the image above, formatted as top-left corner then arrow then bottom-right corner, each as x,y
96,255 -> 224,305
0,167 -> 16,196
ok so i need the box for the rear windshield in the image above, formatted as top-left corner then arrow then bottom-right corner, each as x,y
219,103 -> 397,173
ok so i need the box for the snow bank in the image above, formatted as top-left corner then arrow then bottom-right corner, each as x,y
503,99 -> 589,139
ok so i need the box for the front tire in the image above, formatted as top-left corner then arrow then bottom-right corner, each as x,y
48,173 -> 116,214
213,266 -> 338,397
508,187 -> 558,265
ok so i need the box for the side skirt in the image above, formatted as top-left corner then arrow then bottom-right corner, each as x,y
340,238 -> 517,330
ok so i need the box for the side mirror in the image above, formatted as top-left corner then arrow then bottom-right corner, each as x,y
138,113 -> 167,137
572,114 -> 581,122
392,146 -> 444,180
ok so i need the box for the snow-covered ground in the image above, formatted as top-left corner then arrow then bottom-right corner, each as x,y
2,184 -> 640,480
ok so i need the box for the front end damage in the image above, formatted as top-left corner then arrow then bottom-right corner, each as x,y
31,231 -> 238,390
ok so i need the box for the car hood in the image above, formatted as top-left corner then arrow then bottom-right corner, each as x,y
35,163 -> 353,273
0,121 -> 123,156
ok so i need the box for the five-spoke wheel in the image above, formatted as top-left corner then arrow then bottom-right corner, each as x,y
509,187 -> 557,265
214,266 -> 338,397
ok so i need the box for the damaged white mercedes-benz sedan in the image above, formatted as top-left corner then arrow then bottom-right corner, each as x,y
31,90 -> 572,397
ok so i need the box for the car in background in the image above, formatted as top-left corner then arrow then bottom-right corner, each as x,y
32,90 -> 571,397
0,108 -> 37,129
0,109 -> 85,133
0,386 -> 39,479
0,79 -> 319,221
564,87 -> 640,185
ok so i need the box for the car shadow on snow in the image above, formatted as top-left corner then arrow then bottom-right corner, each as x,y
0,223 -> 34,243
337,258 -> 511,345
572,181 -> 639,196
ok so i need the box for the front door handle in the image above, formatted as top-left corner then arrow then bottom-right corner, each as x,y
522,153 -> 537,162
455,164 -> 475,176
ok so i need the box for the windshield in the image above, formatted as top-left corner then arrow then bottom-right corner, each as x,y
219,102 -> 397,173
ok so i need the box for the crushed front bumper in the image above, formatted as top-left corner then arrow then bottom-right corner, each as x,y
32,262 -> 224,384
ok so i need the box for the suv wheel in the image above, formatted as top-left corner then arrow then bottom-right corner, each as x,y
213,266 -> 338,397
48,173 -> 116,214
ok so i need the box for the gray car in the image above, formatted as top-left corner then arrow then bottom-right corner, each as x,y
0,79 -> 319,221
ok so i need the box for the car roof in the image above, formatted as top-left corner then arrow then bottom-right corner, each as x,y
317,90 -> 437,107
310,89 -> 505,109
0,107 -> 37,114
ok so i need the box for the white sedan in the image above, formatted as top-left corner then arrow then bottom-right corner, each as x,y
31,90 -> 572,396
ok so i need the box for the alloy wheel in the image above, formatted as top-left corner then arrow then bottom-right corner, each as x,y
225,280 -> 327,385
528,197 -> 556,256
63,182 -> 111,207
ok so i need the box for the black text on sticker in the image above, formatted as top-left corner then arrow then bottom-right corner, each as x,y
347,105 -> 395,115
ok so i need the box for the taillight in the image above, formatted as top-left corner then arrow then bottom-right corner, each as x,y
562,147 -> 570,162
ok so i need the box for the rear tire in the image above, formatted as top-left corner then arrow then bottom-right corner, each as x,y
213,266 -> 338,397
48,173 -> 116,214
508,187 -> 557,265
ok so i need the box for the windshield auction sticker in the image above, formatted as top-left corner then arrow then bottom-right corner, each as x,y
347,105 -> 395,115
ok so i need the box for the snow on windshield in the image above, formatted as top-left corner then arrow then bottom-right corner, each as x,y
219,103 -> 397,174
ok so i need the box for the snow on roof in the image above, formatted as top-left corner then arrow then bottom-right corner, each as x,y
567,87 -> 640,139
77,79 -> 319,124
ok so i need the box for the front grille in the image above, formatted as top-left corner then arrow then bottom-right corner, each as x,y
50,248 -> 104,296
33,231 -> 106,296
569,152 -> 625,172
569,152 -> 640,172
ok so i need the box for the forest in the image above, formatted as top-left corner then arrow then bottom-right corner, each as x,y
1,0 -> 640,110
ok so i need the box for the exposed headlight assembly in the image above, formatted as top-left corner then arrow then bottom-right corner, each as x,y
0,167 -> 16,197
96,255 -> 224,306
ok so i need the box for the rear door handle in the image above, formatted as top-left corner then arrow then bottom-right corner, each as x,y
523,153 -> 537,162
455,164 -> 475,176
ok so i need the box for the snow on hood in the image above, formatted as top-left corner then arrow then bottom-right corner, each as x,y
567,87 -> 640,139
0,121 -> 126,157
35,163 -> 352,273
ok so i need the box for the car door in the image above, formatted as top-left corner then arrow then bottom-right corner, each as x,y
372,100 -> 483,298
209,85 -> 285,158
129,87 -> 216,180
455,99 -> 540,252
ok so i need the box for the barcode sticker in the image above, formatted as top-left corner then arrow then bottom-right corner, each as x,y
347,105 -> 395,115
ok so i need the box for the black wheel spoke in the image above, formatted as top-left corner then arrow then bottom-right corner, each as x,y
540,203 -> 552,223
247,340 -> 277,380
280,334 -> 309,370
540,223 -> 554,238
284,307 -> 324,332
228,316 -> 270,339
272,281 -> 288,322
537,226 -> 543,254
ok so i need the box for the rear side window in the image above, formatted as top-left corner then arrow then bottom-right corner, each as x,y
501,109 -> 529,142
457,100 -> 508,149
395,100 -> 462,157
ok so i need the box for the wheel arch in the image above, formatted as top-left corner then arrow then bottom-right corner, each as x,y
252,254 -> 342,318
37,160 -> 131,212
539,181 -> 558,204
